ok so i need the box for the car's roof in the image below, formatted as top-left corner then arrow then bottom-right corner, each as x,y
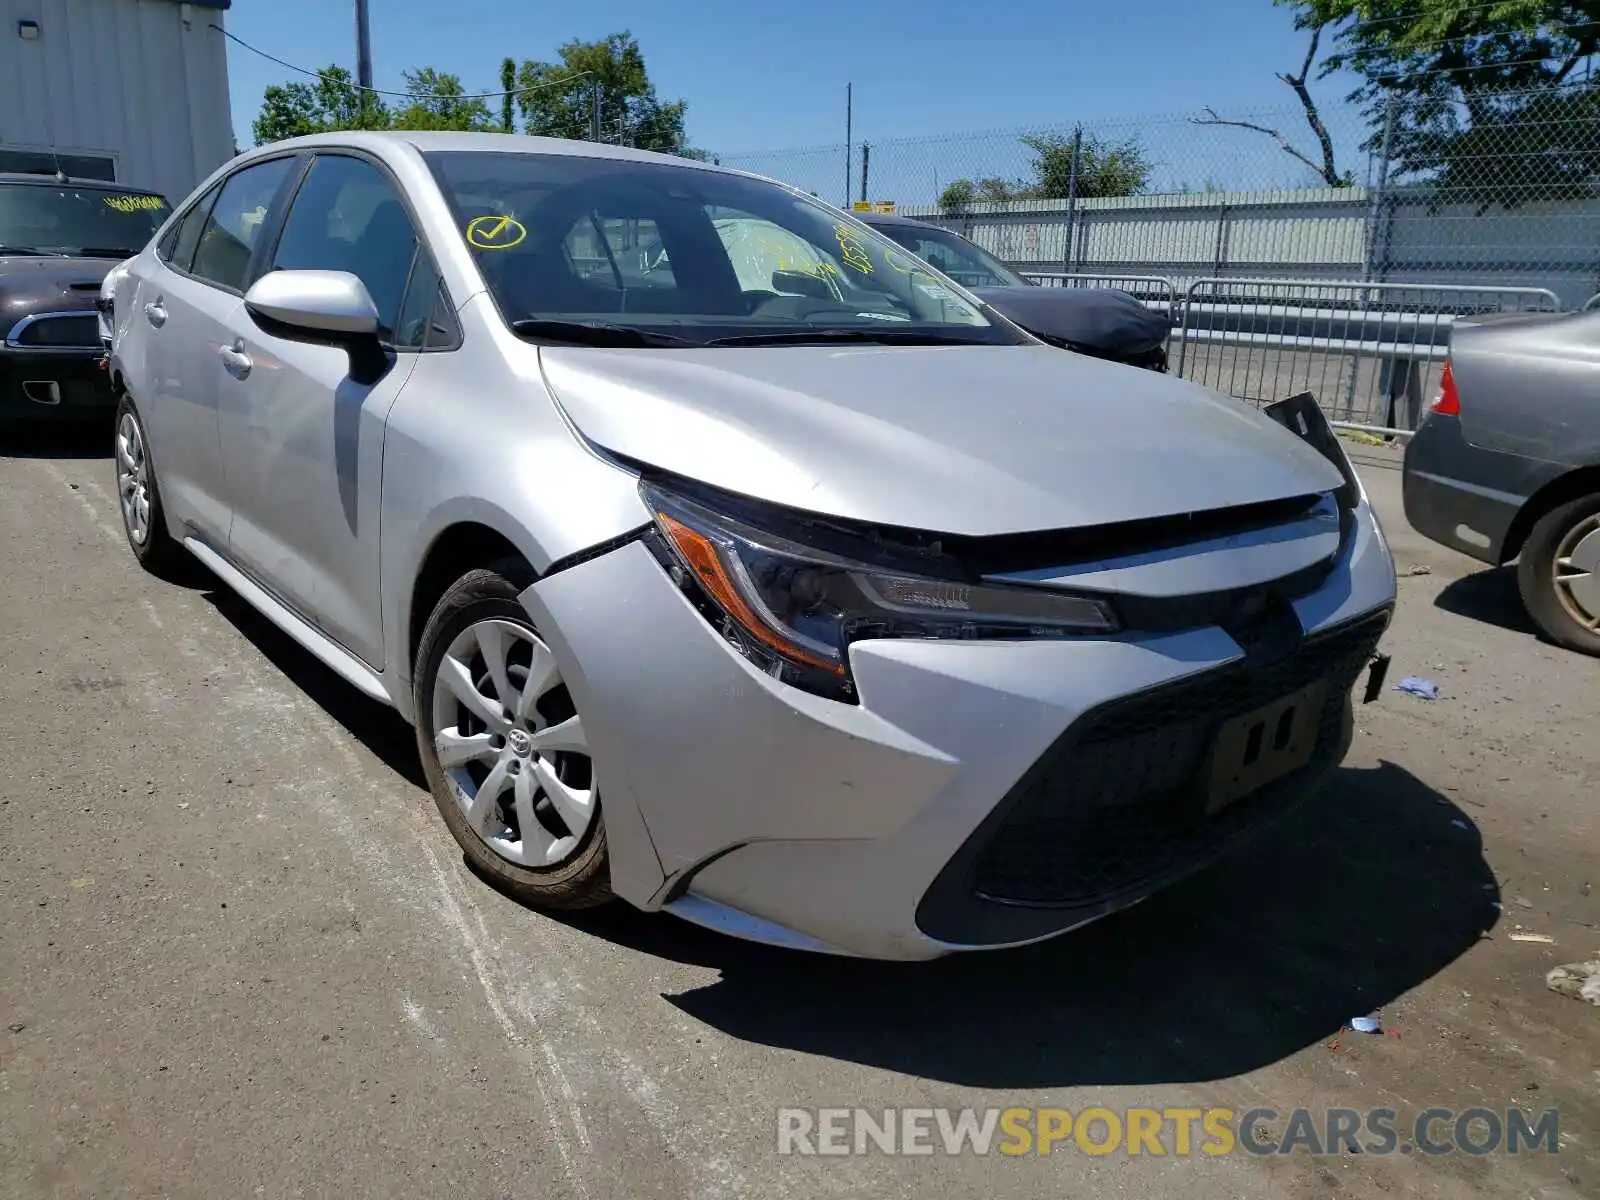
0,172 -> 165,194
238,130 -> 731,174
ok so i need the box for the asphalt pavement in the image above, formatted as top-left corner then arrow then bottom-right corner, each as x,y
2,427 -> 1596,1199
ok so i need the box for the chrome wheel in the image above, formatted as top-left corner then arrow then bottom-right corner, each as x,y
429,618 -> 595,868
1552,513 -> 1600,632
115,411 -> 151,545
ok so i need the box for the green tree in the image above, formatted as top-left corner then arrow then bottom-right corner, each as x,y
938,178 -> 977,214
1018,132 -> 1153,198
976,176 -> 1020,204
252,65 -> 390,144
514,32 -> 693,153
500,57 -> 517,133
390,67 -> 494,131
1283,0 -> 1600,204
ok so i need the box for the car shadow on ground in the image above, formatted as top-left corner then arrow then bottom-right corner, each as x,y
0,420 -> 113,460
187,574 -> 1497,1088
1433,565 -> 1541,639
561,760 -> 1498,1088
193,582 -> 427,790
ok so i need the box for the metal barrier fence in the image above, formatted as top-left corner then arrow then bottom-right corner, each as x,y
1173,279 -> 1561,436
998,274 -> 1562,438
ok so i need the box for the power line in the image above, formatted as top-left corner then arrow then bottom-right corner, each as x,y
1344,1 -> 1565,33
209,24 -> 592,101
1378,20 -> 1599,54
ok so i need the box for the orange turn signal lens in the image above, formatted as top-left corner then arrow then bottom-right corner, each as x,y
656,512 -> 846,676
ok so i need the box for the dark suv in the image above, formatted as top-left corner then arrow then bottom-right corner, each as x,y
0,173 -> 171,428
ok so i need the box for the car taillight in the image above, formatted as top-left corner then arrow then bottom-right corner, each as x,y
1432,360 -> 1461,415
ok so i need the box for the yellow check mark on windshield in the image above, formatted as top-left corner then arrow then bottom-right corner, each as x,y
466,214 -> 527,250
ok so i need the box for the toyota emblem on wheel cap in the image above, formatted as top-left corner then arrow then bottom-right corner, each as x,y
507,728 -> 532,758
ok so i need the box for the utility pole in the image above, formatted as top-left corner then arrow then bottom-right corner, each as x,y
590,84 -> 603,141
354,0 -> 374,121
844,83 -> 852,208
860,142 -> 870,205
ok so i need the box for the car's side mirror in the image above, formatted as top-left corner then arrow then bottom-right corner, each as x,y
244,269 -> 390,384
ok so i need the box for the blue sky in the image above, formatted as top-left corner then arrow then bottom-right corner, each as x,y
222,0 -> 1374,201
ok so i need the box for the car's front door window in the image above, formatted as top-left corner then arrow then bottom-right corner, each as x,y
272,154 -> 423,343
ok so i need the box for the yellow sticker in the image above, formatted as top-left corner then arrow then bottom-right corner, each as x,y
103,194 -> 165,213
466,214 -> 527,251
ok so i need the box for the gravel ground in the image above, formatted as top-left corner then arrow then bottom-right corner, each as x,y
1,426 -> 1595,1200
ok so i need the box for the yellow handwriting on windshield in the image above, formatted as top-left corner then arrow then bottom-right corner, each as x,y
882,247 -> 939,285
833,224 -> 873,275
103,194 -> 165,213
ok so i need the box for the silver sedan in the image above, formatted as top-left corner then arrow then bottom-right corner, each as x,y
103,132 -> 1397,960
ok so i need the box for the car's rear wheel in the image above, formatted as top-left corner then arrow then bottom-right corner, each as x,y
1517,493 -> 1600,656
114,396 -> 184,574
413,561 -> 611,908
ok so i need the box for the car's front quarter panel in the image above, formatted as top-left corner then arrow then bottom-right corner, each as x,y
378,294 -> 653,703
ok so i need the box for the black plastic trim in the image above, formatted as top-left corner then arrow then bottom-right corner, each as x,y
913,605 -> 1392,947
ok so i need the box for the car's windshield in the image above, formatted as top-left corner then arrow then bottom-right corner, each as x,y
425,151 -> 1024,346
873,224 -> 1029,289
0,183 -> 170,257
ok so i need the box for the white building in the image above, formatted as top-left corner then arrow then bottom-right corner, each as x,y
0,0 -> 234,205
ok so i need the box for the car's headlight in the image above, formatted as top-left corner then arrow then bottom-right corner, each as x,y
641,481 -> 1119,702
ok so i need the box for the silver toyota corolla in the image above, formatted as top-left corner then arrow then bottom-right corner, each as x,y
103,132 -> 1397,960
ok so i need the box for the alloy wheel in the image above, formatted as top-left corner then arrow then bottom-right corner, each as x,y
115,411 -> 151,545
1552,513 -> 1600,632
429,618 -> 596,868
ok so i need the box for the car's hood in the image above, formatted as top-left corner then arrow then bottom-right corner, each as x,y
0,255 -> 122,325
970,284 -> 1173,355
539,344 -> 1345,536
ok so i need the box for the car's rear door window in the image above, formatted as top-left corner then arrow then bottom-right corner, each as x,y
189,157 -> 296,293
160,184 -> 219,272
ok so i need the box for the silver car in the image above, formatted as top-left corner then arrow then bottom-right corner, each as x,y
104,132 -> 1397,960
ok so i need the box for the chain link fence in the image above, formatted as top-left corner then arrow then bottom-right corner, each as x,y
715,79 -> 1600,433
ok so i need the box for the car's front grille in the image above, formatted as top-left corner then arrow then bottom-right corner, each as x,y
968,609 -> 1390,908
9,313 -> 100,348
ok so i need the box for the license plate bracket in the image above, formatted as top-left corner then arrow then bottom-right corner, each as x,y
1206,680 -> 1328,814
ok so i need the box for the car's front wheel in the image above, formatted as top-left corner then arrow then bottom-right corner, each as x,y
114,395 -> 184,574
413,561 -> 612,907
1517,492 -> 1600,656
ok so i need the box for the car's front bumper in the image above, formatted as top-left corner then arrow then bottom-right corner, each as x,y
521,498 -> 1397,961
0,348 -> 114,423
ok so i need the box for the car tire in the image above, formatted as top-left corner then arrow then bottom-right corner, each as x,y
113,395 -> 185,576
413,559 -> 612,909
1516,493 -> 1600,657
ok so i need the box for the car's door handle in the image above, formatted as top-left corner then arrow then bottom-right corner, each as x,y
143,300 -> 167,328
219,341 -> 252,379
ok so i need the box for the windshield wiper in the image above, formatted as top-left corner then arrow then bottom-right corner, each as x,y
76,247 -> 144,258
510,319 -> 699,348
0,245 -> 51,257
705,328 -> 984,348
